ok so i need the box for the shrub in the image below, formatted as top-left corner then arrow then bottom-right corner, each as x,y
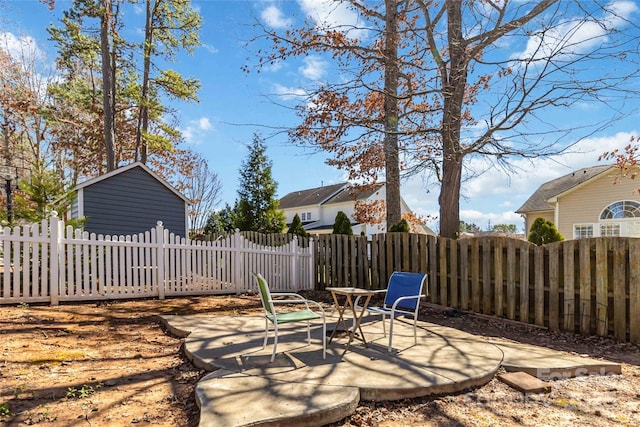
332,211 -> 353,235
287,214 -> 308,237
528,217 -> 564,245
389,219 -> 410,232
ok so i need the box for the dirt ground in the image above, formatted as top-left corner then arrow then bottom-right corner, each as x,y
1,293 -> 639,427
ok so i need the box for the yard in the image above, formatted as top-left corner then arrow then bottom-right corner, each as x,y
1,294 -> 639,426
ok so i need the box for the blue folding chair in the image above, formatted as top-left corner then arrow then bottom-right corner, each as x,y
356,271 -> 427,352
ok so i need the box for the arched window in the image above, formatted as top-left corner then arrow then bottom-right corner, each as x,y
600,200 -> 640,220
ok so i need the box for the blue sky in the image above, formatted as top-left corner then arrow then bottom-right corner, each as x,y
2,0 -> 639,233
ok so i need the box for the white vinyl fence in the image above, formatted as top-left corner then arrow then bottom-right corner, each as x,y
0,213 -> 314,306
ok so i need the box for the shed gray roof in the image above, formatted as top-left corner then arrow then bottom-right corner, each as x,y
516,165 -> 612,213
74,162 -> 189,203
278,183 -> 346,209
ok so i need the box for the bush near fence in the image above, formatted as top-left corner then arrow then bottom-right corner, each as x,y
314,233 -> 640,345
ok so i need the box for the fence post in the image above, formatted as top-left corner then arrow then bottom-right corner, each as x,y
309,237 -> 315,290
291,235 -> 298,289
156,221 -> 165,300
49,211 -> 61,306
233,229 -> 242,294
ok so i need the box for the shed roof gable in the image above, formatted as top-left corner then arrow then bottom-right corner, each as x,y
74,162 -> 189,204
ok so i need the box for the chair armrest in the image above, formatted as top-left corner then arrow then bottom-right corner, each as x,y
354,289 -> 386,307
304,300 -> 326,316
390,294 -> 425,311
271,293 -> 325,314
271,292 -> 307,301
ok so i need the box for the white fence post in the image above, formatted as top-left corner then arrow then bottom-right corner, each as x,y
308,237 -> 315,290
233,229 -> 242,294
156,221 -> 165,299
49,211 -> 61,305
291,235 -> 298,289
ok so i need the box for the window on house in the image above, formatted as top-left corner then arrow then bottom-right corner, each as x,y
600,200 -> 640,219
600,223 -> 621,237
574,224 -> 593,239
307,212 -> 311,220
301,213 -> 306,221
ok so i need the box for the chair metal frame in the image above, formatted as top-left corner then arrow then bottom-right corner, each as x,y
356,271 -> 427,352
254,273 -> 326,361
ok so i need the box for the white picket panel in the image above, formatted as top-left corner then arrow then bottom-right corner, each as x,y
0,215 -> 313,305
0,219 -> 51,303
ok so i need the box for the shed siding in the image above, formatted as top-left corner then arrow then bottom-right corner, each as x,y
556,171 -> 640,238
82,167 -> 186,237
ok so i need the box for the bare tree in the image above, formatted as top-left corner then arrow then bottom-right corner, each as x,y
253,0 -> 640,238
183,156 -> 222,234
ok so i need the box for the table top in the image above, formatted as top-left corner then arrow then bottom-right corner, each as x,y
325,287 -> 376,296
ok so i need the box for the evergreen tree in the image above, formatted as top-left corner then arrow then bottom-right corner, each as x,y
332,211 -> 353,235
204,203 -> 236,234
234,134 -> 286,233
528,217 -> 564,245
287,213 -> 308,237
13,162 -> 84,228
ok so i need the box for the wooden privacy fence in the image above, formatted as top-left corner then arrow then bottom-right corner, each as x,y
0,214 -> 313,306
314,233 -> 640,344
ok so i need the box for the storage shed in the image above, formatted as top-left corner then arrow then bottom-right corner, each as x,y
70,162 -> 189,237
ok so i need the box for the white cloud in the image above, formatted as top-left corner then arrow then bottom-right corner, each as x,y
299,56 -> 327,81
202,44 -> 219,54
0,32 -> 42,64
513,1 -> 638,62
198,117 -> 212,131
272,83 -> 307,101
261,5 -> 292,29
182,117 -> 216,144
297,0 -> 369,40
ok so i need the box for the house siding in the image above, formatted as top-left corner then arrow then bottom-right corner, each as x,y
556,171 -> 640,239
524,211 -> 555,235
282,204 -> 321,225
81,167 -> 186,237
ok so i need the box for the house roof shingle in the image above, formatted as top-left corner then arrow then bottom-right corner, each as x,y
278,183 -> 346,209
324,183 -> 385,205
279,182 -> 386,209
516,165 -> 612,213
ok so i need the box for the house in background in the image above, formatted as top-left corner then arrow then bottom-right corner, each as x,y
69,162 -> 189,237
516,165 -> 640,239
278,182 -> 434,237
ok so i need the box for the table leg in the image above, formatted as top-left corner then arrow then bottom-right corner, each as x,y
346,294 -> 372,349
328,291 -> 348,344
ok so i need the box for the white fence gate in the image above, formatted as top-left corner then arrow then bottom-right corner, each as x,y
0,213 -> 314,306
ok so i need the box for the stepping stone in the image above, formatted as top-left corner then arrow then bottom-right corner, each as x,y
498,371 -> 551,394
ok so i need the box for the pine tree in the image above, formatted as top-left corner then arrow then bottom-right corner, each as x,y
287,213 -> 308,237
332,211 -> 353,235
234,134 -> 286,233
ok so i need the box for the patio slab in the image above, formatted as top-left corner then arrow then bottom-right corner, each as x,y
160,313 -> 621,427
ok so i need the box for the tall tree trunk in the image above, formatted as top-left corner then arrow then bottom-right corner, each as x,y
384,0 -> 401,228
136,0 -> 154,164
101,0 -> 116,171
439,0 -> 467,239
